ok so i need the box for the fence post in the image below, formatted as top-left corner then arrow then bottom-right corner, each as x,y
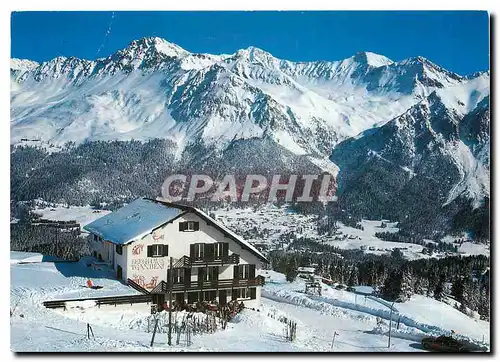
331,331 -> 338,349
168,257 -> 173,346
150,318 -> 159,347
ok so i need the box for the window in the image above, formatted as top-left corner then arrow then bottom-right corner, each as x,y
152,245 -> 163,257
232,288 -> 249,300
193,243 -> 204,260
171,268 -> 184,284
187,292 -> 198,304
186,221 -> 196,231
147,244 -> 168,257
175,293 -> 185,304
208,266 -> 219,281
116,245 -> 123,255
198,266 -> 219,282
234,264 -> 256,280
232,288 -> 256,300
240,265 -> 249,279
214,242 -> 229,259
203,290 -> 217,302
179,221 -> 199,231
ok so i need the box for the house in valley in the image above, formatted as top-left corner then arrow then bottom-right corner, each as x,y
297,266 -> 316,280
83,198 -> 268,309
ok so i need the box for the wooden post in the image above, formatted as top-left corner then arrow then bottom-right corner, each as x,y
388,301 -> 395,348
150,318 -> 159,347
87,323 -> 94,339
331,331 -> 338,349
168,256 -> 173,346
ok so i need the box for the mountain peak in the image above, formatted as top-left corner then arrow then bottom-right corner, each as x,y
234,46 -> 276,64
124,36 -> 189,58
351,51 -> 393,67
11,58 -> 39,71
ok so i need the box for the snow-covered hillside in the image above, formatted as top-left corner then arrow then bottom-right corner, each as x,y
10,36 -> 489,235
10,256 -> 489,352
211,204 -> 489,259
11,37 -> 488,159
32,205 -> 111,227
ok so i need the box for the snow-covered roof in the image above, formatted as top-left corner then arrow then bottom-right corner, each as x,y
83,198 -> 185,245
83,197 -> 269,263
298,267 -> 315,273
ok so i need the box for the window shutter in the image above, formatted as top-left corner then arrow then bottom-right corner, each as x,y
250,287 -> 256,300
190,244 -> 195,258
205,244 -> 215,260
249,264 -> 256,279
232,289 -> 238,300
147,245 -> 153,257
223,243 -> 229,257
162,244 -> 169,257
198,268 -> 205,283
179,222 -> 185,231
194,221 -> 200,231
233,265 -> 239,280
184,268 -> 191,286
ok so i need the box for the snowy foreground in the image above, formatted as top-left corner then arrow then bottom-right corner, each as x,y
10,253 -> 489,352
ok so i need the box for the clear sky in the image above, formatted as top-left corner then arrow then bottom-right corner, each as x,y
11,11 -> 489,75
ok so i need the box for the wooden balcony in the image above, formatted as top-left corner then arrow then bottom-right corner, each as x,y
150,276 -> 265,294
173,254 -> 240,268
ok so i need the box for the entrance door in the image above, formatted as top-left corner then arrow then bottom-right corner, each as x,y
116,265 -> 123,280
219,290 -> 227,305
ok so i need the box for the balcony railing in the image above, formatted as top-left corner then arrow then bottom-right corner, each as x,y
173,254 -> 240,268
150,276 -> 265,294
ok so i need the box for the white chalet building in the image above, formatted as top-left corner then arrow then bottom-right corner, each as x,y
84,198 -> 268,309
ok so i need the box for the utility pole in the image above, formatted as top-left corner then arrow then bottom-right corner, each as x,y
388,300 -> 396,348
168,256 -> 173,346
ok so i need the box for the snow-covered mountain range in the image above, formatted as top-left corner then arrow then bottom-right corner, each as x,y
10,37 -> 490,230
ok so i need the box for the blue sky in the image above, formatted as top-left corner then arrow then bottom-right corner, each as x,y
11,11 -> 489,75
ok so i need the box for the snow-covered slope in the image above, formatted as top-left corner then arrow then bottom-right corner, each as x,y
331,85 -> 490,214
10,37 -> 489,220
10,258 -> 489,352
11,37 -> 487,159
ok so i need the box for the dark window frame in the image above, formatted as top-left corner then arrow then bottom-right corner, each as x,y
116,245 -> 123,255
172,268 -> 184,284
234,287 -> 249,299
214,242 -> 229,259
148,244 -> 168,258
179,221 -> 200,232
193,243 -> 204,260
203,290 -> 217,302
239,264 -> 250,279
